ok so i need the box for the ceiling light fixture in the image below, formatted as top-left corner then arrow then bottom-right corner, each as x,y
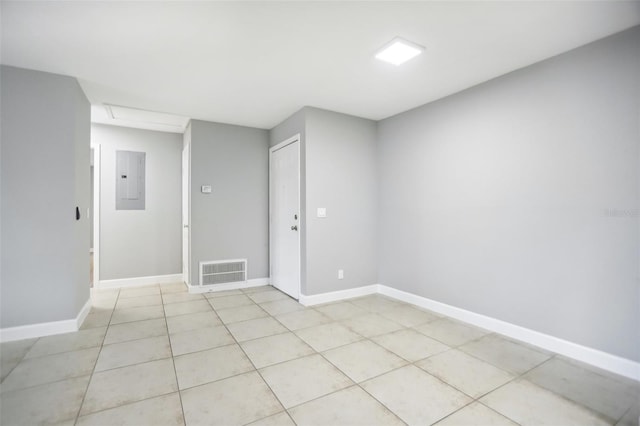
375,37 -> 425,66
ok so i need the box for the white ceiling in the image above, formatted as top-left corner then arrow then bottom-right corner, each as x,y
2,1 -> 639,130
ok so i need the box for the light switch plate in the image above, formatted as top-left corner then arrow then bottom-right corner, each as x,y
317,207 -> 327,218
201,185 -> 212,193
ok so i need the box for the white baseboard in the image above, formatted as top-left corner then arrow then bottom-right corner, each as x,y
298,283 -> 639,381
188,278 -> 270,294
75,298 -> 92,329
97,273 -> 183,289
299,284 -> 379,306
0,297 -> 92,343
377,285 -> 639,381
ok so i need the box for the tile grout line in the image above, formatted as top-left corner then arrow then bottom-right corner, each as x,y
255,301 -> 415,423
369,311 -> 551,425
312,341 -> 409,425
275,299 -> 464,418
75,284 -> 200,423
275,302 -> 529,425
253,291 -> 417,423
616,404 -> 638,425
79,292 -> 520,426
210,297 -> 297,426
0,300 -> 130,386
0,337 -> 40,384
68,282 -> 200,420
71,390 -> 182,421
510,354 -> 621,424
100,319 -> 169,346
3,288 -> 633,425
311,306 -> 495,425
73,286 -> 123,425
171,313 -> 376,392
4,329 -> 108,362
105,293 -> 600,426
160,283 -> 189,426
5,288 -> 310,420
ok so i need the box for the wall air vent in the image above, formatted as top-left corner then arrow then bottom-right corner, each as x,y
199,259 -> 247,286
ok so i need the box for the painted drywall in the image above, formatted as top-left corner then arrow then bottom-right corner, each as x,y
92,124 -> 182,281
1,65 -> 90,328
378,27 -> 640,361
269,109 -> 306,148
304,108 -> 378,295
190,120 -> 269,284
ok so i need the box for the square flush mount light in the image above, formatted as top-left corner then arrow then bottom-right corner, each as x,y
375,37 -> 425,66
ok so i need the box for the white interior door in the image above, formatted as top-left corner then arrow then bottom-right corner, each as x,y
270,136 -> 300,299
182,133 -> 191,285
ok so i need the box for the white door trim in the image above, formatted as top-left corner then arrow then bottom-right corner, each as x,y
271,134 -> 300,153
92,144 -> 101,287
269,134 -> 301,299
182,125 -> 191,285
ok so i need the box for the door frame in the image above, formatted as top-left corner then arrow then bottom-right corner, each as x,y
182,125 -> 191,286
269,134 -> 301,298
91,144 -> 101,288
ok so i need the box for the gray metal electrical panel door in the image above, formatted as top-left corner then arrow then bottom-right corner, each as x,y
116,150 -> 145,210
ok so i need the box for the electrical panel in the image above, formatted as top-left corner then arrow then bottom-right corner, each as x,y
116,150 -> 145,210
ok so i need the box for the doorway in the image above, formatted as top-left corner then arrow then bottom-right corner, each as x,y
269,135 -> 301,299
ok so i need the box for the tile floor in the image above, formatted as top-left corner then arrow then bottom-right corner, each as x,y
1,283 -> 638,426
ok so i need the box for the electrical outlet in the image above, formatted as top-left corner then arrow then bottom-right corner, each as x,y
338,269 -> 344,279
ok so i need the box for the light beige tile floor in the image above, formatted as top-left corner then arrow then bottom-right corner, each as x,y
1,284 -> 638,426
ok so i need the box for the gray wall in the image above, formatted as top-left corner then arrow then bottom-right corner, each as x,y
92,124 -> 182,281
190,120 -> 269,284
1,65 -> 90,328
269,109 -> 306,148
269,108 -> 378,295
378,27 -> 640,361
304,108 -> 378,295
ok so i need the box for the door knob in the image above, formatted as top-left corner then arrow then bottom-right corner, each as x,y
291,225 -> 298,231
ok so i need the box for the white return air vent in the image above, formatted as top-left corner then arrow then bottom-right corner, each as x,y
199,259 -> 247,286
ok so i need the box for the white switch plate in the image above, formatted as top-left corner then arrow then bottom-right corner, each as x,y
338,269 -> 344,279
317,207 -> 327,218
201,185 -> 212,193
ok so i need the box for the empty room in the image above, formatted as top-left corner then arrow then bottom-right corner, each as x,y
1,1 -> 639,425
